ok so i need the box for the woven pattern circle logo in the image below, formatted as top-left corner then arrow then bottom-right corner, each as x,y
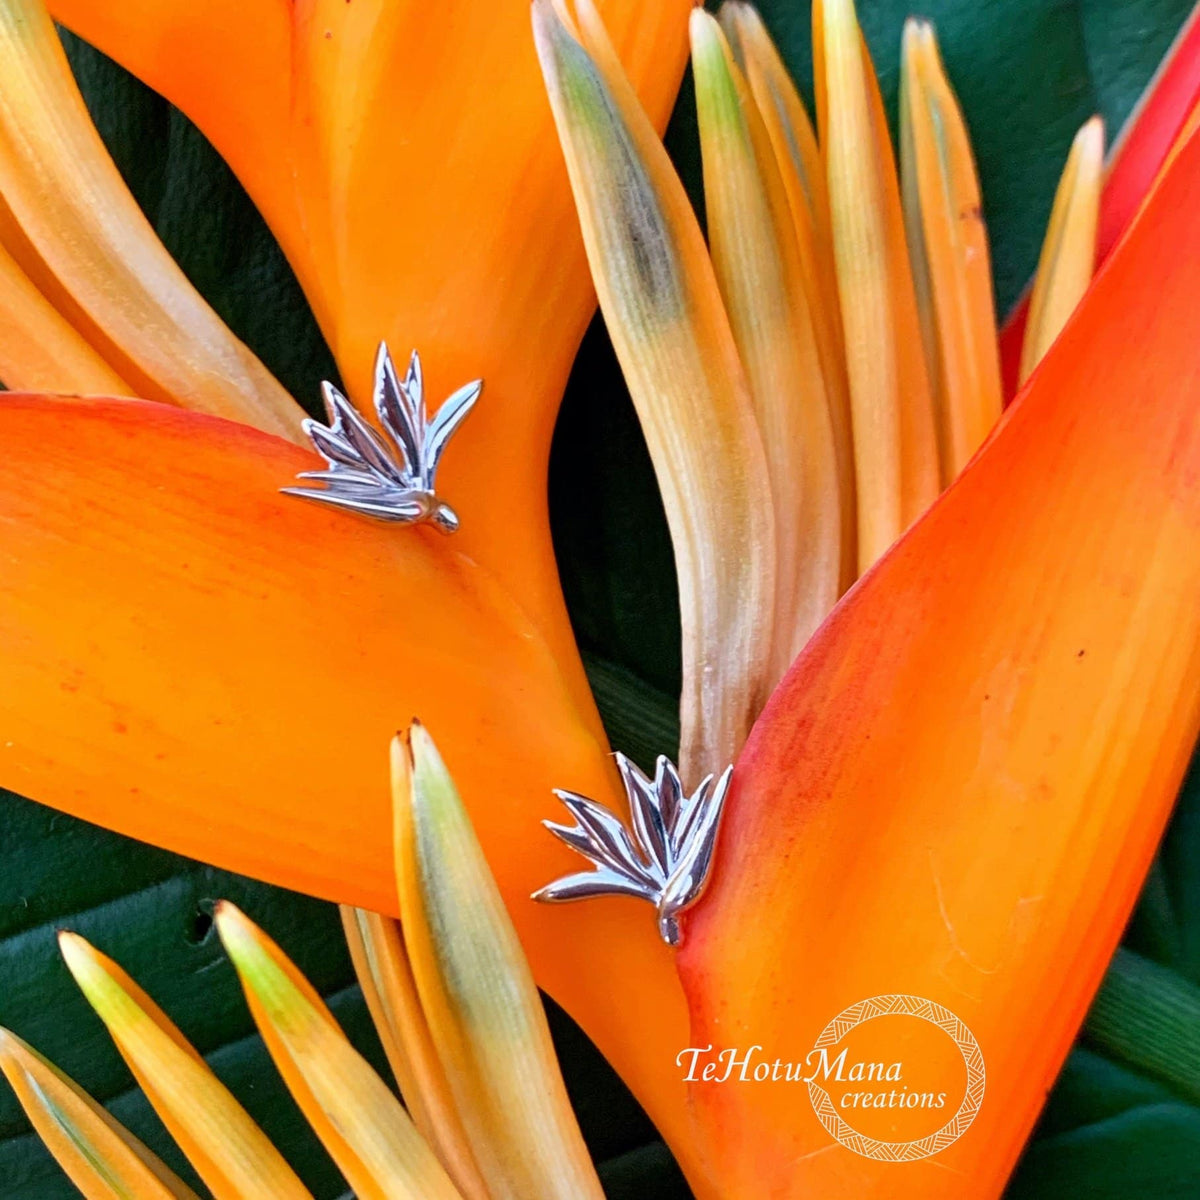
806,994 -> 985,1161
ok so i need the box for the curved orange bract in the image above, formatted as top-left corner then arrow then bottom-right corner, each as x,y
45,0 -> 296,274
46,0 -> 693,656
676,127 -> 1200,1199
0,394 -> 695,1164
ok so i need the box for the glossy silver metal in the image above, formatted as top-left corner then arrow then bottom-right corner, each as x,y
282,343 -> 481,533
532,754 -> 733,947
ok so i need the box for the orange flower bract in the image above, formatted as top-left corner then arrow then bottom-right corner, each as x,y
0,2 -> 1199,1196
46,0 -> 693,647
677,121 -> 1200,1199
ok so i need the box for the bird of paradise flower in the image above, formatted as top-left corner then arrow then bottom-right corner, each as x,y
0,0 -> 1198,1196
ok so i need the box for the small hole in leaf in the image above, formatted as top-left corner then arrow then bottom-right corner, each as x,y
187,902 -> 215,946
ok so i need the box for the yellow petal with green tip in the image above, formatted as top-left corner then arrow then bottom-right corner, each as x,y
395,724 -> 604,1200
718,2 -> 827,244
0,0 -> 302,438
718,0 -> 855,587
58,933 -> 312,1200
1020,115 -> 1105,383
691,8 -> 841,676
340,906 -> 488,1200
215,902 -> 462,1200
900,18 -> 1003,483
0,1028 -> 199,1200
534,0 -> 775,781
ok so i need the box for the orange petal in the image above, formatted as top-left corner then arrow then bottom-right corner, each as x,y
394,725 -> 603,1198
46,0 -> 296,281
60,932 -> 311,1199
215,902 -> 462,1200
719,2 -> 833,295
855,16 -> 940,536
50,0 -> 692,654
691,10 -> 842,674
535,0 -> 776,781
719,0 -> 855,588
677,123 -> 1200,1197
0,396 -> 694,1174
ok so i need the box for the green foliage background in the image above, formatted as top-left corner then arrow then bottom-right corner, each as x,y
2,1 -> 1199,1195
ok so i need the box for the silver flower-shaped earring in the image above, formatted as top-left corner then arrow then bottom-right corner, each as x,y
533,754 -> 732,946
283,342 -> 481,532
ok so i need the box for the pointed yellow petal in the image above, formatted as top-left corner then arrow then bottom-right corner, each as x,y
820,0 -> 899,565
719,0 -> 855,588
216,903 -> 462,1200
0,0 -> 302,437
0,240 -> 129,393
854,17 -> 945,535
817,0 -> 939,570
534,0 -> 776,779
395,725 -> 604,1200
58,932 -> 312,1200
0,1028 -> 199,1200
691,9 -> 841,674
340,907 -> 489,1200
900,18 -> 1003,482
857,22 -> 941,532
1020,115 -> 1105,383
719,2 -> 828,246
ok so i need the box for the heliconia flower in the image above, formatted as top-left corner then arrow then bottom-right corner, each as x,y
0,0 -> 696,1164
532,0 -> 1200,1193
675,98 -> 1200,1200
1,725 -> 606,1199
39,0 -> 691,628
1,0 -> 1199,1195
534,0 -> 1124,778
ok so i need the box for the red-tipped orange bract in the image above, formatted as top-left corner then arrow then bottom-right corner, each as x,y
677,124 -> 1200,1199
